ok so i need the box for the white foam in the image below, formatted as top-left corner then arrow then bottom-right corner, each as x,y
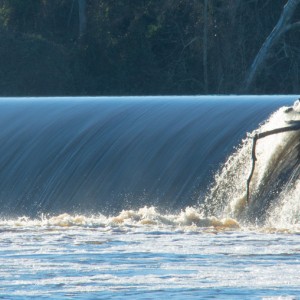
0,206 -> 239,232
293,99 -> 300,112
266,178 -> 300,229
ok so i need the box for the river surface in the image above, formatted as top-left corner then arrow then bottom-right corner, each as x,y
0,96 -> 299,299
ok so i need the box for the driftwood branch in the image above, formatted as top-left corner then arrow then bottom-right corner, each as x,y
246,123 -> 300,204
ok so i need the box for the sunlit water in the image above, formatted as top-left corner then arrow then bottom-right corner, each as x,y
1,211 -> 300,300
1,96 -> 300,299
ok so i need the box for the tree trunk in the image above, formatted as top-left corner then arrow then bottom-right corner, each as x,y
243,0 -> 300,92
78,0 -> 87,39
203,0 -> 208,93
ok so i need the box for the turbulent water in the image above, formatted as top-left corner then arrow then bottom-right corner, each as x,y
1,96 -> 300,299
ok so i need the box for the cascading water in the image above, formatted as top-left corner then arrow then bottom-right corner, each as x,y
0,95 -> 298,230
1,96 -> 300,300
205,99 -> 300,227
0,96 -> 287,218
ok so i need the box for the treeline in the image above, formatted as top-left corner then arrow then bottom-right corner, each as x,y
0,0 -> 299,96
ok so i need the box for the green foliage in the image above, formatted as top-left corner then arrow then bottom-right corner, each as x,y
0,0 -> 299,95
0,1 -> 11,28
0,31 -> 73,96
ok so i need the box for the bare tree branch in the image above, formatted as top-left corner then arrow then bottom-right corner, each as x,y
286,21 -> 300,31
78,0 -> 87,39
243,0 -> 300,92
203,0 -> 208,93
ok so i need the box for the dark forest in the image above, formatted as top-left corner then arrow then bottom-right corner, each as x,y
1,0 -> 300,96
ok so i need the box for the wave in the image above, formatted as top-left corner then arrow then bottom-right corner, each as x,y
0,207 -> 239,233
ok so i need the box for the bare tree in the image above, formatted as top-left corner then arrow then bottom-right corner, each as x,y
243,0 -> 300,92
203,0 -> 208,93
78,0 -> 87,39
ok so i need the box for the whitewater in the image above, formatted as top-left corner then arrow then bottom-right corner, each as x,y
0,96 -> 300,299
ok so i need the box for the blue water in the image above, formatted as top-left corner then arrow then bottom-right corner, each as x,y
0,95 -> 292,216
1,221 -> 300,299
0,95 -> 300,299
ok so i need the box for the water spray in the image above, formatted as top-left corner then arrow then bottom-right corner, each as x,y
246,122 -> 300,204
